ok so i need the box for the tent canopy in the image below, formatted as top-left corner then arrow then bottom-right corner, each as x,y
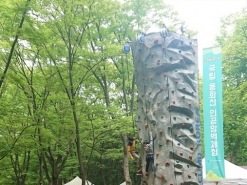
202,158 -> 247,185
65,176 -> 93,185
202,158 -> 247,179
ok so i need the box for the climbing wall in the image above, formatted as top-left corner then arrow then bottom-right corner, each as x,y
130,30 -> 202,185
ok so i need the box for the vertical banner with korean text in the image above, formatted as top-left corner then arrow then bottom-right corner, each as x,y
203,46 -> 225,180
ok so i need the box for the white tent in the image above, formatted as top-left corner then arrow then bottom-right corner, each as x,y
65,176 -> 93,185
202,158 -> 247,185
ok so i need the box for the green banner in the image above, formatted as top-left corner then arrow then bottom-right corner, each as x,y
203,47 -> 225,181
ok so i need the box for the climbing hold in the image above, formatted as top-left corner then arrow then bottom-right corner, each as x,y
157,102 -> 161,106
122,44 -> 131,54
169,150 -> 173,153
170,183 -> 173,185
180,58 -> 184,62
166,83 -> 169,87
186,117 -> 189,120
175,80 -> 178,84
164,73 -> 167,77
145,110 -> 148,113
159,130 -> 163,134
189,103 -> 191,106
188,174 -> 191,178
192,50 -> 195,55
138,128 -> 141,131
183,73 -> 187,76
154,38 -> 159,43
166,96 -> 169,100
151,53 -> 155,56
150,76 -> 153,80
190,127 -> 193,131
177,142 -> 180,146
189,155 -> 192,159
187,164 -> 190,168
171,90 -> 174,94
167,126 -> 171,129
153,110 -> 156,114
157,60 -> 160,65
165,162 -> 170,166
161,174 -> 165,179
156,152 -> 159,156
156,162 -> 159,166
169,57 -> 173,61
161,116 -> 164,119
173,117 -> 176,120
166,138 -> 170,142
136,33 -> 145,43
145,123 -> 148,128
176,160 -> 179,163
148,91 -> 152,95
141,94 -> 144,97
172,100 -> 175,104
168,108 -> 171,112
160,88 -> 163,91
175,69 -> 178,72
180,152 -> 183,156
190,146 -> 194,150
138,116 -> 140,119
179,49 -> 181,53
182,123 -> 185,126
162,46 -> 166,50
183,87 -> 186,90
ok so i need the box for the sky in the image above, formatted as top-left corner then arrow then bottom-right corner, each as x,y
164,0 -> 247,71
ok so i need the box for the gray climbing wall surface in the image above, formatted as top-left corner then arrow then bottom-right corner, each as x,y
130,30 -> 202,185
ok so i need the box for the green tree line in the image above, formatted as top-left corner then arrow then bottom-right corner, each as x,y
1,0 -> 246,184
0,0 -> 183,184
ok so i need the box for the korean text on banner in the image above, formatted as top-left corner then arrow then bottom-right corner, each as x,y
203,46 -> 225,181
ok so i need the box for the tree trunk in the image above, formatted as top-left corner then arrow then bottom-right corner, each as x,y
121,134 -> 132,185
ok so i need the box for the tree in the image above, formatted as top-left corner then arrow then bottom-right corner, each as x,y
0,0 -> 31,89
216,9 -> 247,165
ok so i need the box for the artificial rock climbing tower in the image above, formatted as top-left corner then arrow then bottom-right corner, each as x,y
127,29 -> 202,185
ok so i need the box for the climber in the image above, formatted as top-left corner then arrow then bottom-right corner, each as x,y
143,131 -> 155,177
127,136 -> 140,160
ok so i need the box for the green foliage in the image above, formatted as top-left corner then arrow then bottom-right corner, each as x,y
216,8 -> 247,165
0,0 -> 191,184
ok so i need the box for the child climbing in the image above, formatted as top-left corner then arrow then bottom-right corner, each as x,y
127,136 -> 140,160
128,135 -> 142,177
143,132 -> 155,178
